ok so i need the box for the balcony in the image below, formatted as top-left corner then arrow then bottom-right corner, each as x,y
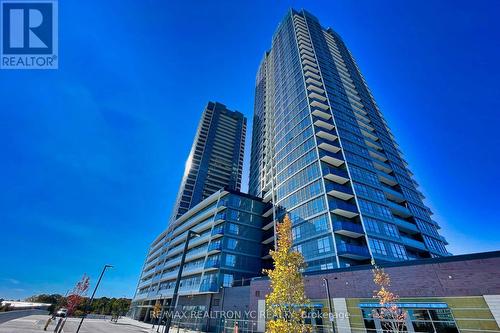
138,278 -> 152,289
199,282 -> 219,293
312,108 -> 332,120
316,130 -> 337,142
301,53 -> 316,63
387,200 -> 412,218
317,137 -> 341,154
357,120 -> 375,132
314,119 -> 334,131
306,77 -> 322,87
337,243 -> 371,259
263,205 -> 273,218
392,217 -> 419,234
365,138 -> 383,151
319,149 -> 344,168
204,260 -> 220,269
263,190 -> 273,203
373,161 -> 393,174
310,100 -> 329,110
305,71 -> 321,81
368,148 -> 387,162
214,212 -> 226,223
329,198 -> 359,218
211,226 -> 224,236
325,181 -> 354,200
401,236 -> 427,251
381,185 -> 405,203
376,170 -> 398,186
300,46 -> 314,57
207,242 -> 222,252
361,129 -> 379,142
333,221 -> 364,238
304,65 -> 320,74
322,163 -> 349,184
302,58 -> 317,68
309,92 -> 327,102
298,39 -> 312,48
307,84 -> 324,95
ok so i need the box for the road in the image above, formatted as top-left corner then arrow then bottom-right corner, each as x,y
0,315 -> 153,333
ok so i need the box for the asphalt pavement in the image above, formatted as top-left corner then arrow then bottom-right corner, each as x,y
0,315 -> 155,333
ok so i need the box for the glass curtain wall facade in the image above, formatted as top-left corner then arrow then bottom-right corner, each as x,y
172,102 -> 246,220
249,9 -> 449,271
131,189 -> 264,320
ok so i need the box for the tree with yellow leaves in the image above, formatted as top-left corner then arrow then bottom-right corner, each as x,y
263,214 -> 311,333
371,260 -> 407,332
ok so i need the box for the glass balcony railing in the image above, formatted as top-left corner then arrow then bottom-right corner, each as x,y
319,148 -> 344,167
208,242 -> 222,252
199,282 -> 219,293
333,220 -> 364,236
376,169 -> 398,186
392,217 -> 419,233
321,163 -> 349,184
211,226 -> 224,236
387,200 -> 412,218
381,184 -> 405,201
329,198 -> 358,218
401,236 -> 427,251
312,108 -> 332,120
337,243 -> 370,258
316,129 -> 338,143
204,260 -> 220,269
325,181 -> 354,199
313,118 -> 334,131
317,137 -> 341,153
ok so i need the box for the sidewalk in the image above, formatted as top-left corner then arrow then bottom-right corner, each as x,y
114,317 -> 199,333
114,317 -> 159,330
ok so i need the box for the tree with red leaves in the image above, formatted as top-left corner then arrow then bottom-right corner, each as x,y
66,274 -> 90,316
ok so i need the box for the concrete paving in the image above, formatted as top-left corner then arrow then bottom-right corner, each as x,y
0,315 -> 148,333
0,315 -> 200,333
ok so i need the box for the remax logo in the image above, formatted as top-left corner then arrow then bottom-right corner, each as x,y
1,0 -> 58,69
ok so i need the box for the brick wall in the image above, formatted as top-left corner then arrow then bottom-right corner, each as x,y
247,253 -> 500,312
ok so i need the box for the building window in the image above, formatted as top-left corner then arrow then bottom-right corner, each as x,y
317,236 -> 331,254
364,217 -> 380,233
383,223 -> 399,238
228,223 -> 239,235
390,243 -> 408,260
226,238 -> 238,250
225,254 -> 236,267
358,199 -> 393,220
362,307 -> 459,333
223,274 -> 234,287
369,238 -> 387,256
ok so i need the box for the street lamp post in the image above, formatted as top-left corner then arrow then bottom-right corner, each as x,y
163,230 -> 200,333
323,278 -> 336,333
75,264 -> 113,333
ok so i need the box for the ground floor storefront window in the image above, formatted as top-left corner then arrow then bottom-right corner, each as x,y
361,303 -> 459,333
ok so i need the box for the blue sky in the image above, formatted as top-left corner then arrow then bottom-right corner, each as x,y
1,0 -> 499,300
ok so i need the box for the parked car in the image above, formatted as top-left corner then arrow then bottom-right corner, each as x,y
55,308 -> 68,317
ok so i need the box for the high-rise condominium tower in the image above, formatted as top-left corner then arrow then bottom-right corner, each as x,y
249,9 -> 449,271
172,102 -> 246,219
